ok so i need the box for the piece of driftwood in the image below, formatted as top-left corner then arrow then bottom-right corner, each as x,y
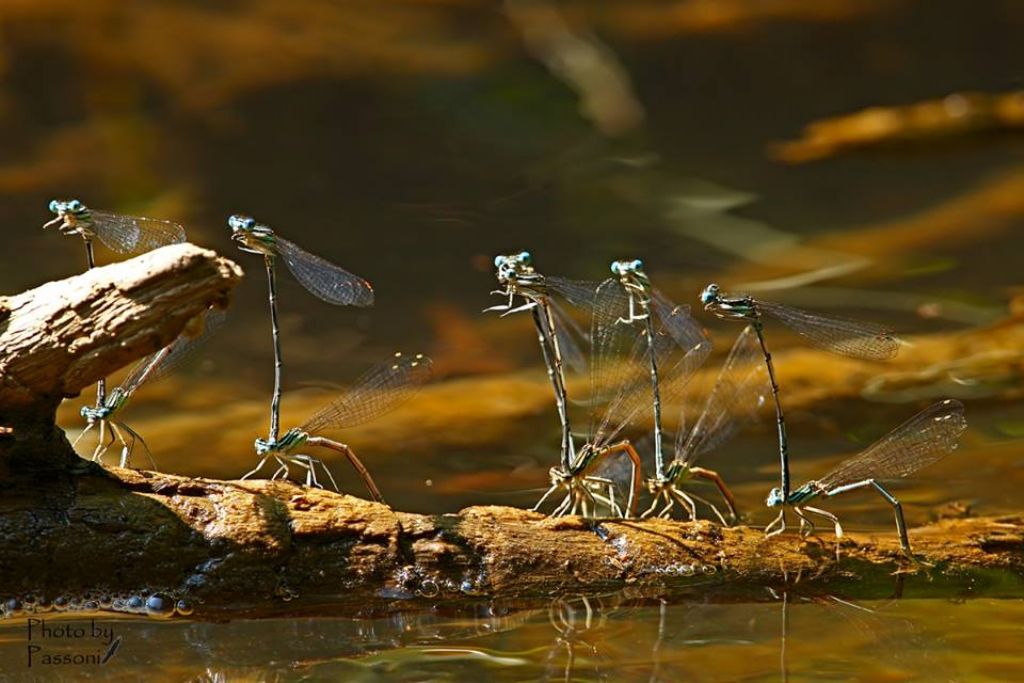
1,468 -> 1022,619
0,243 -> 242,475
0,246 -> 1022,621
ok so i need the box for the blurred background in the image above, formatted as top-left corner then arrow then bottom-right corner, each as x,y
1,0 -> 1023,515
2,2 -> 1024,680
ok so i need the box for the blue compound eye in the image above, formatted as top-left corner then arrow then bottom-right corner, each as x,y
518,251 -> 532,265
632,259 -> 643,270
229,214 -> 255,230
48,199 -> 60,213
700,283 -> 719,305
610,261 -> 622,275
68,200 -> 82,211
493,255 -> 507,268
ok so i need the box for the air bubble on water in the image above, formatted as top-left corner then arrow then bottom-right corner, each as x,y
702,564 -> 718,575
418,579 -> 440,599
460,579 -> 476,595
126,595 -> 145,611
145,593 -> 175,618
53,595 -> 69,611
98,593 -> 113,608
175,599 -> 194,616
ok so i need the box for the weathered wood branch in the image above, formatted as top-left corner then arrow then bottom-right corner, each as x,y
1,468 -> 1021,619
0,243 -> 242,475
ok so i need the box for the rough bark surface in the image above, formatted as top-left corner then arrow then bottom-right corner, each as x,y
1,468 -> 1022,619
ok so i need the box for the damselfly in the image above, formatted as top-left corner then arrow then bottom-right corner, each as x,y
45,199 -> 187,410
645,325 -> 769,523
605,259 -> 711,483
700,283 -> 899,535
485,251 -> 596,473
766,399 -> 966,556
74,308 -> 223,468
229,214 -> 374,444
241,352 -> 431,502
45,199 -> 187,262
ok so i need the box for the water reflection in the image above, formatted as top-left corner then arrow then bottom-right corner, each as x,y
3,593 -> 1020,681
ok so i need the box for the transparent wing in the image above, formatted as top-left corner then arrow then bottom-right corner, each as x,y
588,279 -> 650,446
589,281 -> 710,448
651,290 -> 713,381
91,210 -> 186,255
116,352 -> 167,402
117,308 -> 226,398
547,298 -> 587,374
757,300 -> 899,361
816,399 -> 966,491
301,353 -> 432,434
651,290 -> 710,356
276,236 -> 374,307
676,325 -> 769,466
545,276 -> 599,309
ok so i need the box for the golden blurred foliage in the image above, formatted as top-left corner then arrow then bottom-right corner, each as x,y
773,91 -> 1024,163
0,0 -> 496,110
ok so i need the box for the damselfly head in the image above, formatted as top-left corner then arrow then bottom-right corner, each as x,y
48,198 -> 86,215
611,258 -> 649,289
766,487 -> 784,507
79,405 -> 108,423
700,283 -> 721,307
492,251 -> 534,284
549,465 -> 571,484
228,214 -> 257,233
229,214 -> 275,255
45,198 -> 91,232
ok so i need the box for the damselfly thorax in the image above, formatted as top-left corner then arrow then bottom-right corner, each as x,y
610,259 -> 653,324
701,284 -> 759,320
255,428 -> 309,456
